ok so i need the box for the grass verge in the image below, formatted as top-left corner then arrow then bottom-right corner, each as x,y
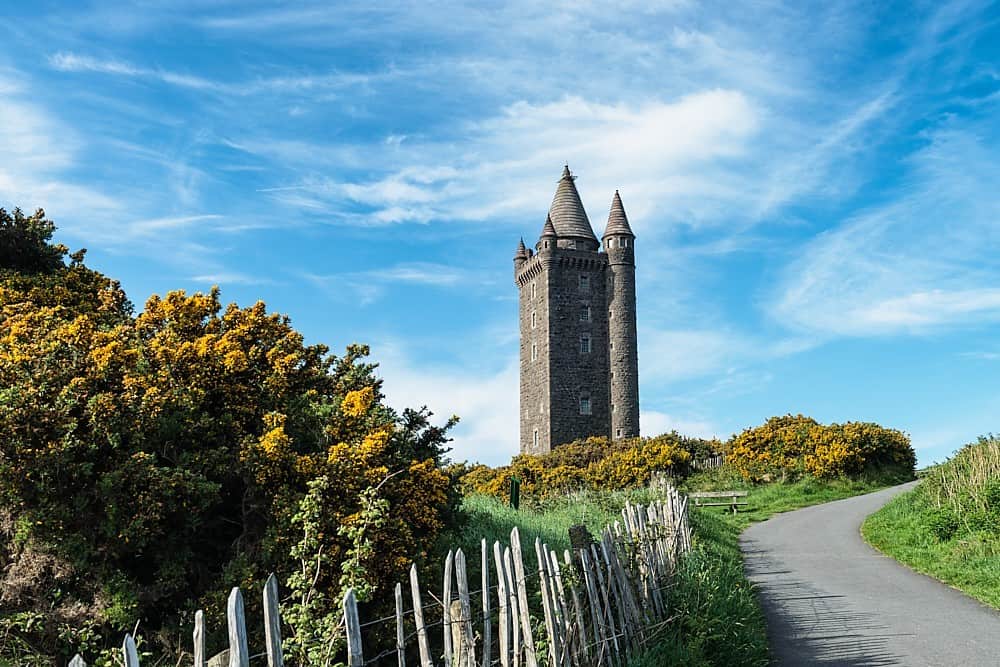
862,438 -> 1000,610
455,470 -> 907,666
631,468 -> 910,666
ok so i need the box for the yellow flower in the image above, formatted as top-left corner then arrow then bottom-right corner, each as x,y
342,386 -> 375,417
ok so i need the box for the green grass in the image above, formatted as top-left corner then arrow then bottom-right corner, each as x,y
630,467 -> 909,666
863,470 -> 1000,610
629,503 -> 769,666
452,468 -> 908,666
456,487 -> 659,558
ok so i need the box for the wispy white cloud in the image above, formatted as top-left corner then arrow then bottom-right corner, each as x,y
960,351 -> 1000,361
305,262 -> 483,305
0,70 -> 120,220
247,90 -> 762,230
132,214 -> 224,233
770,120 -> 1000,337
190,271 -> 273,286
50,50 -> 400,97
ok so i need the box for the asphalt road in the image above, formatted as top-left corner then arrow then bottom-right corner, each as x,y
740,482 -> 1000,666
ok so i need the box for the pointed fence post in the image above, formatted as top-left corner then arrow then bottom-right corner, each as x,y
122,634 -> 140,667
444,550 -> 455,667
504,546 -> 522,667
410,564 -> 433,667
481,539 -> 492,667
193,610 -> 206,667
548,549 -> 573,667
579,549 -> 608,667
395,582 -> 407,667
344,588 -> 364,667
510,528 -> 538,667
494,541 -> 511,667
263,573 -> 284,667
455,549 -> 476,667
534,538 -> 560,666
227,588 -> 250,667
564,550 -> 588,666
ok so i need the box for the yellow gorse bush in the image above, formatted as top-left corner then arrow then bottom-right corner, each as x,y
463,433 -> 703,501
726,414 -> 915,482
1,211 -> 461,663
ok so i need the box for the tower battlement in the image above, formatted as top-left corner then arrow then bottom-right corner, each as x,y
515,167 -> 639,454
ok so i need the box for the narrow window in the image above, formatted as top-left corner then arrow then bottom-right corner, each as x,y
611,370 -> 615,379
580,304 -> 591,322
533,429 -> 539,449
567,240 -> 577,249
579,393 -> 592,415
544,240 -> 549,249
539,401 -> 544,414
531,282 -> 537,299
612,403 -> 616,412
531,311 -> 537,329
580,334 -> 591,354
610,340 -> 614,350
616,428 -> 622,438
531,342 -> 537,361
609,309 -> 614,320
579,274 -> 590,291
622,238 -> 629,248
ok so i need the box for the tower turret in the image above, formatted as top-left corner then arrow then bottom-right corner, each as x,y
536,214 -> 557,254
514,237 -> 529,272
548,166 -> 599,251
603,190 -> 639,439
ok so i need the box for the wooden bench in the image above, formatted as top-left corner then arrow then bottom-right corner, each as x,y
689,490 -> 749,514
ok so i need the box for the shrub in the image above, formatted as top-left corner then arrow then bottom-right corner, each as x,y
0,212 -> 460,663
727,414 -> 915,482
462,432 -> 715,502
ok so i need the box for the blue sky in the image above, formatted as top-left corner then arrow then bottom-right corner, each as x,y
2,1 -> 998,466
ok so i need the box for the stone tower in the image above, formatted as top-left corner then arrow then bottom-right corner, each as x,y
514,166 -> 639,454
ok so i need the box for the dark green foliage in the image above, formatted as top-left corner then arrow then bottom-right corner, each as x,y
925,507 -> 960,541
0,208 -> 66,274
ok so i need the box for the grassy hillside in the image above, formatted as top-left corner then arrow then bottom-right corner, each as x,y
458,466 -> 906,666
863,435 -> 1000,609
630,468 -> 906,666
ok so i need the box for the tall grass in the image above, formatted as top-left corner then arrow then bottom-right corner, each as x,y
921,434 -> 1000,514
863,434 -> 1000,609
456,487 -> 660,556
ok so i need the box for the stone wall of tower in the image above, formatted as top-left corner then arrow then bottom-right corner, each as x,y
517,257 -> 551,454
516,166 -> 639,455
606,240 -> 640,439
546,249 -> 610,449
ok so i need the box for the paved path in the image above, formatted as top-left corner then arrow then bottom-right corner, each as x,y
740,482 -> 1000,666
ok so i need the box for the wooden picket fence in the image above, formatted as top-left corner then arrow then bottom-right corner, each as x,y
71,485 -> 691,667
692,454 -> 725,471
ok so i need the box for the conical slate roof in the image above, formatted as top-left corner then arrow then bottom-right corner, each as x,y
515,237 -> 529,259
547,166 -> 597,241
539,214 -> 557,238
603,190 -> 635,238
